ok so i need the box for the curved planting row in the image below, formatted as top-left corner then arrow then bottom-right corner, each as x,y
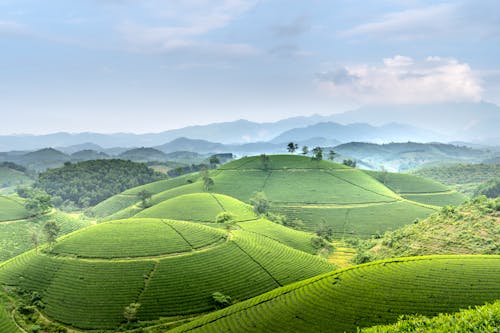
364,171 -> 450,194
238,219 -> 317,254
169,255 -> 500,333
0,196 -> 29,222
52,218 -> 225,258
402,191 -> 467,207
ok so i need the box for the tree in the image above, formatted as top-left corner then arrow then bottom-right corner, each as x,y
287,142 -> 298,154
201,170 -> 214,191
328,149 -> 336,161
260,154 -> 270,170
311,147 -> 323,161
209,155 -> 220,169
250,192 -> 270,215
316,220 -> 333,241
343,159 -> 357,168
212,292 -> 231,309
30,230 -> 39,253
215,212 -> 234,223
123,302 -> 140,323
25,191 -> 53,217
43,220 -> 60,250
137,190 -> 152,208
301,146 -> 309,155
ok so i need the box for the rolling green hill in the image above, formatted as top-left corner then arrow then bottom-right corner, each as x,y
0,211 -> 93,262
0,164 -> 33,194
169,255 -> 500,333
91,155 -> 462,239
0,195 -> 29,222
0,217 -> 334,330
361,300 -> 500,333
136,193 -> 256,222
363,197 -> 500,261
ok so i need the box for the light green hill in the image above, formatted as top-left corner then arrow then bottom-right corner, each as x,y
0,195 -> 29,222
136,193 -> 256,222
0,218 -> 335,330
169,255 -> 500,333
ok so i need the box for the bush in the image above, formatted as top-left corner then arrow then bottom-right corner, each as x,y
215,212 -> 234,223
212,292 -> 232,309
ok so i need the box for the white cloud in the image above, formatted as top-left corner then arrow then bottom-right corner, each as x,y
116,0 -> 259,55
316,56 -> 482,104
340,1 -> 500,40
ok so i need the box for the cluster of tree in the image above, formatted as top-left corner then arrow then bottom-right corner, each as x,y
34,159 -> 166,209
287,142 -> 337,162
0,161 -> 27,172
474,178 -> 500,198
166,163 -> 211,177
17,187 -> 53,217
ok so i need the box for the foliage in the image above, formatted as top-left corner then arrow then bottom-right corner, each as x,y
474,177 -> 500,198
287,142 -> 298,154
311,146 -> 323,161
35,159 -> 165,208
211,292 -> 232,309
250,191 -> 270,215
25,190 -> 53,217
343,159 -> 357,168
260,154 -> 270,170
169,256 -> 500,333
215,212 -> 234,223
328,149 -> 336,161
209,155 -> 220,168
362,197 -> 500,261
43,220 -> 60,249
361,300 -> 500,333
201,170 -> 215,191
137,189 -> 152,208
301,146 -> 309,155
123,302 -> 140,323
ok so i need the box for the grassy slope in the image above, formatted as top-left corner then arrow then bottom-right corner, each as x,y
136,193 -> 256,222
362,300 -> 500,333
0,196 -> 29,222
0,219 -> 334,330
0,167 -> 33,194
365,197 -> 500,261
169,255 -> 500,333
413,163 -> 500,196
0,210 -> 93,262
0,295 -> 18,333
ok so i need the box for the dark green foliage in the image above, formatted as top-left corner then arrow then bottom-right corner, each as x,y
35,159 -> 165,208
250,192 -> 270,215
137,190 -> 152,208
343,159 -> 357,168
25,190 -> 53,217
287,142 -> 298,154
311,147 -> 323,161
301,146 -> 309,155
123,303 -> 140,323
260,154 -> 270,170
474,178 -> 500,198
215,212 -> 234,223
43,220 -> 60,249
212,292 -> 232,309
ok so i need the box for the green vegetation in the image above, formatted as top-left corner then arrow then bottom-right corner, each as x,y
363,197 -> 500,261
474,177 -> 500,198
35,159 -> 165,209
0,294 -> 18,333
52,218 -> 226,258
366,170 -> 449,193
0,216 -> 334,330
0,163 -> 33,194
169,256 -> 500,333
136,193 -> 256,222
0,196 -> 29,221
0,211 -> 93,262
413,163 -> 500,196
401,191 -> 467,206
362,300 -> 500,333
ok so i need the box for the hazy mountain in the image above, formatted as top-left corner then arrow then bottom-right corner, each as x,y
71,150 -> 110,161
155,137 -> 227,154
272,122 -> 441,144
118,147 -> 168,162
331,102 -> 500,144
58,142 -> 104,154
334,142 -> 494,172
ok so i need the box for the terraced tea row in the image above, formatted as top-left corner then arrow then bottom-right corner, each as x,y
0,221 -> 334,330
169,255 -> 500,333
401,191 -> 467,207
0,196 -> 28,222
53,218 -> 226,258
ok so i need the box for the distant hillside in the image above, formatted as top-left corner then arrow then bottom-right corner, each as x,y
334,142 -> 493,171
0,163 -> 33,193
413,163 -> 500,196
363,197 -> 499,261
155,137 -> 226,154
118,147 -> 167,162
71,149 -> 109,161
272,122 -> 440,144
35,159 -> 166,208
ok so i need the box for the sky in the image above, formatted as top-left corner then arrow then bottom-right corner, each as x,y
1,0 -> 499,134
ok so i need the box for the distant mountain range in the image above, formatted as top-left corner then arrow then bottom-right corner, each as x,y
1,102 -> 499,151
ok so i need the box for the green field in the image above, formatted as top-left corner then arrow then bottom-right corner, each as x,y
169,255 -> 500,333
53,218 -> 226,258
362,300 -> 500,333
402,191 -> 467,206
238,218 -> 317,254
0,211 -> 93,262
365,170 -> 449,193
136,193 -> 256,222
0,296 -> 18,333
0,196 -> 29,222
0,218 -> 334,330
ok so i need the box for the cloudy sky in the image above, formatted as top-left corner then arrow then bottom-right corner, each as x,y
1,0 -> 499,134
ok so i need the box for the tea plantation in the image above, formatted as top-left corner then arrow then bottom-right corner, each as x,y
169,255 -> 500,333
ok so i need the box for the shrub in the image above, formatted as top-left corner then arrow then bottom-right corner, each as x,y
212,292 -> 232,309
215,212 -> 234,223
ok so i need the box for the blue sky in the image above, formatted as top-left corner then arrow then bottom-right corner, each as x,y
1,0 -> 499,134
